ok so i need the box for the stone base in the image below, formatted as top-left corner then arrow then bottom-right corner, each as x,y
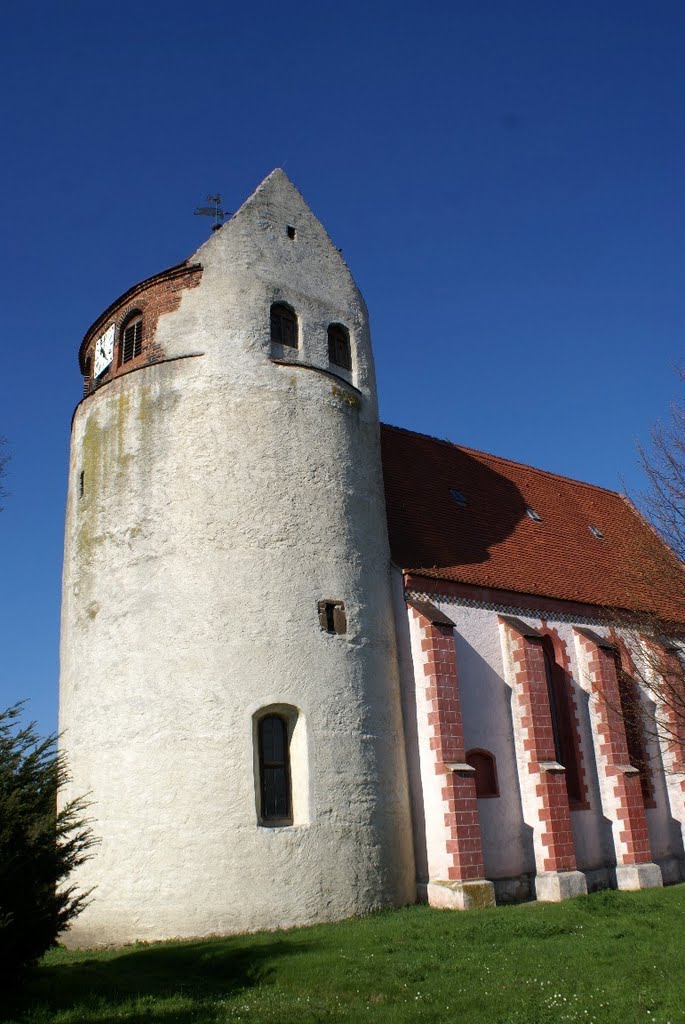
655,856 -> 683,886
535,870 -> 587,903
615,862 -> 663,891
421,879 -> 496,911
493,874 -> 534,905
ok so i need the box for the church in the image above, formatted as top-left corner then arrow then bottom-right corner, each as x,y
59,170 -> 685,946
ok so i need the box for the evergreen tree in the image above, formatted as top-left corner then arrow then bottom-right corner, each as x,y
0,704 -> 96,977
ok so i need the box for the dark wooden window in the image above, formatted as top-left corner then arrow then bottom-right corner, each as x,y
270,303 -> 298,348
466,749 -> 499,798
318,600 -> 346,635
327,324 -> 351,370
258,714 -> 292,822
119,314 -> 143,365
615,654 -> 654,805
83,357 -> 92,396
542,640 -> 583,804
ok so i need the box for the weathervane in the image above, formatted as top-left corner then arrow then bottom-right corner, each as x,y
194,194 -> 229,231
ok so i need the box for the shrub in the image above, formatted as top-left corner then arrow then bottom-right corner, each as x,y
0,703 -> 96,978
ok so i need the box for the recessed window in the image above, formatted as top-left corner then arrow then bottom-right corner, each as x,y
466,749 -> 499,798
526,507 -> 542,523
615,653 -> 654,806
257,714 -> 292,823
79,471 -> 85,498
450,489 -> 467,508
119,313 -> 143,366
270,303 -> 298,348
318,600 -> 346,635
542,639 -> 583,805
286,225 -> 296,240
589,525 -> 605,539
327,324 -> 352,371
83,357 -> 92,395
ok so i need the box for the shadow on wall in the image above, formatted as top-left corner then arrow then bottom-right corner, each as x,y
455,636 -> 535,885
381,426 -> 527,571
9,937 -> 310,1023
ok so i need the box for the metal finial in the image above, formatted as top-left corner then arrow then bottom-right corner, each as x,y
194,194 -> 229,231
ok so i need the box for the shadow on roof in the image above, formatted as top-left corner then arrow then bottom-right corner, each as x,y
381,425 -> 527,571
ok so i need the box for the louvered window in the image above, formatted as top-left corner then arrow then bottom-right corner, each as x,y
270,303 -> 298,348
328,324 -> 352,370
120,315 -> 143,365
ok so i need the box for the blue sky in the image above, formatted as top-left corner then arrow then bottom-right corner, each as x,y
1,1 -> 683,738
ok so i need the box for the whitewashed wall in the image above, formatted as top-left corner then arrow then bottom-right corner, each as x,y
395,589 -> 685,895
59,171 -> 415,946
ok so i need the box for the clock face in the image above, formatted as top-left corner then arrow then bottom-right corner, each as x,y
93,324 -> 115,378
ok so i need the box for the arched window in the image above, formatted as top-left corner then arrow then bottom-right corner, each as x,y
258,714 -> 292,823
119,313 -> 143,366
83,356 -> 92,396
541,638 -> 583,804
327,323 -> 351,370
270,303 -> 298,348
465,749 -> 499,798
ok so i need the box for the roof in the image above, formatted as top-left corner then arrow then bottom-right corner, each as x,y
380,423 -> 684,623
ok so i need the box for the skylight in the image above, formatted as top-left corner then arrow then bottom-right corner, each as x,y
589,525 -> 605,539
450,489 -> 468,508
525,507 -> 542,523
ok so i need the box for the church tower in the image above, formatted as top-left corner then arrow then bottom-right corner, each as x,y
59,170 -> 416,946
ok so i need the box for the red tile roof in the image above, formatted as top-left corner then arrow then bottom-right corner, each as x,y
380,423 -> 684,623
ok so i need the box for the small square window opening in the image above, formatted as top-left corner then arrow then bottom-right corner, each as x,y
318,600 -> 346,635
450,489 -> 467,508
286,225 -> 296,240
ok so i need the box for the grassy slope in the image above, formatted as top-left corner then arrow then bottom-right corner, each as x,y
4,886 -> 685,1024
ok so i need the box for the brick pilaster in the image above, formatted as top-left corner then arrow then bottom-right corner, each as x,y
500,617 -> 578,875
410,605 -> 487,883
575,631 -> 652,867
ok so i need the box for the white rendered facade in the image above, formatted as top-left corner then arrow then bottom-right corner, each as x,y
59,172 -> 415,946
60,172 -> 684,945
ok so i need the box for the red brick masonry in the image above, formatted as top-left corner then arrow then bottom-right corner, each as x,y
81,262 -> 203,395
502,619 -> 578,873
576,632 -> 652,866
411,606 -> 487,882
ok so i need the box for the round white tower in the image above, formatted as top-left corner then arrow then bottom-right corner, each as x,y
59,170 -> 415,946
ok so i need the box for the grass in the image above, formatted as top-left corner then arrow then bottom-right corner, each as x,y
3,885 -> 685,1024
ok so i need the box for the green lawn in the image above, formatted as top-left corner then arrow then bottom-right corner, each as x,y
4,886 -> 685,1024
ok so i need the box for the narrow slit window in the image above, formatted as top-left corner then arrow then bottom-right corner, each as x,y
79,471 -> 85,498
615,654 -> 654,805
119,314 -> 143,366
542,640 -> 583,804
318,600 -> 346,635
327,324 -> 352,371
258,714 -> 292,822
270,303 -> 298,348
